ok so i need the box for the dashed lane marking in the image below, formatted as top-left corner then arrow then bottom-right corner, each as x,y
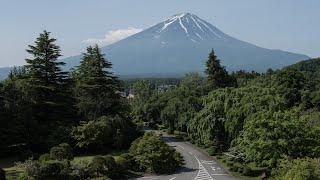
188,152 -> 193,155
169,177 -> 177,180
211,174 -> 229,176
201,160 -> 216,165
141,177 -> 159,179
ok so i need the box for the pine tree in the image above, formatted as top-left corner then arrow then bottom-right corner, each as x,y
205,49 -> 236,89
74,45 -> 124,120
24,30 -> 75,151
26,30 -> 67,85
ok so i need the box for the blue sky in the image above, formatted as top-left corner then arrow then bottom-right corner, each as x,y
0,0 -> 319,67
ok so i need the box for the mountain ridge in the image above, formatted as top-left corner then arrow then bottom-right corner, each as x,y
0,12 -> 310,79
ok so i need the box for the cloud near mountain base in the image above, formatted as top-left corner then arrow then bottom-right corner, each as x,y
83,27 -> 142,46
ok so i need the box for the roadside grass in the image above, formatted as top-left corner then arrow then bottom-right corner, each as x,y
215,155 -> 260,180
72,149 -> 128,165
2,149 -> 130,179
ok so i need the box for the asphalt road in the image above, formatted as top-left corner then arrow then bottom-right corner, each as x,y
135,133 -> 237,180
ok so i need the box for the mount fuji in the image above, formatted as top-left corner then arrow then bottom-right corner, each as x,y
0,13 -> 310,79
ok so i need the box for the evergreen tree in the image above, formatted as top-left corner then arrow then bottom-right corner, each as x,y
24,30 -> 75,151
205,49 -> 236,90
26,30 -> 67,85
74,45 -> 124,120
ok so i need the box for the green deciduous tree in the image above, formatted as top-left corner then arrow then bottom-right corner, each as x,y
129,133 -> 182,174
276,157 -> 320,180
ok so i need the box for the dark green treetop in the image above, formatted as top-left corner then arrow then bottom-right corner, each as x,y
205,49 -> 236,89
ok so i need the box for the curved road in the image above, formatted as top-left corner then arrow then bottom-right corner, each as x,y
135,133 -> 237,180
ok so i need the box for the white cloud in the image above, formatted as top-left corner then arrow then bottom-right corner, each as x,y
83,27 -> 142,46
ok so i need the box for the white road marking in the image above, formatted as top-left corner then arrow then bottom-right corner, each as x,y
211,166 -> 215,171
194,156 -> 214,180
141,177 -> 159,179
169,177 -> 176,180
211,174 -> 229,176
176,144 -> 185,149
201,160 -> 216,165
189,152 -> 193,155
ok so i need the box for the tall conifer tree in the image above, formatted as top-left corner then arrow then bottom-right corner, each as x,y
205,49 -> 236,89
24,30 -> 74,150
74,45 -> 124,120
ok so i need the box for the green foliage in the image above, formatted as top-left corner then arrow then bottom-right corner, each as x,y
0,31 -> 76,154
129,133 -> 183,174
276,157 -> 320,180
130,56 -> 320,178
205,49 -> 237,89
88,155 -> 117,178
237,109 -> 320,168
132,80 -> 155,123
72,116 -> 138,151
39,153 -> 50,163
74,45 -> 125,120
39,160 -> 70,178
49,143 -> 73,161
70,160 -> 91,179
115,156 -> 129,170
276,68 -> 306,107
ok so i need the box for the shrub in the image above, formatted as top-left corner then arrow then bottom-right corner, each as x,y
129,132 -> 183,174
115,156 -> 128,170
71,160 -> 91,180
39,153 -> 51,163
15,158 -> 41,178
276,157 -> 320,180
241,164 -> 264,177
206,146 -> 218,156
50,143 -> 73,161
119,153 -> 139,171
89,156 -> 107,176
226,161 -> 233,167
103,155 -> 116,172
37,160 -> 70,179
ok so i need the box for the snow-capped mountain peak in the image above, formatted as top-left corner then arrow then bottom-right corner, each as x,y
61,12 -> 309,77
157,12 -> 228,42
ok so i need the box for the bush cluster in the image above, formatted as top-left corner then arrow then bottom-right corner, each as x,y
129,132 -> 183,174
16,143 -> 73,179
275,157 -> 320,180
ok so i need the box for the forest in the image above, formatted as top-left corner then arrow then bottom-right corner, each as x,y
0,31 -> 182,179
131,51 -> 320,179
0,30 -> 320,179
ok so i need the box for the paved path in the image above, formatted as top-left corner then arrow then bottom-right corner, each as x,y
135,134 -> 237,180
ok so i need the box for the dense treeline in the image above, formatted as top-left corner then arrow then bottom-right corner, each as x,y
132,50 -> 320,178
0,31 -> 138,156
0,31 -> 184,179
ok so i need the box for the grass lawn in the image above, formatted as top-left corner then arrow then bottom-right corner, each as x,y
72,149 -> 128,165
3,166 -> 24,180
1,149 -> 130,179
0,156 -> 24,179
